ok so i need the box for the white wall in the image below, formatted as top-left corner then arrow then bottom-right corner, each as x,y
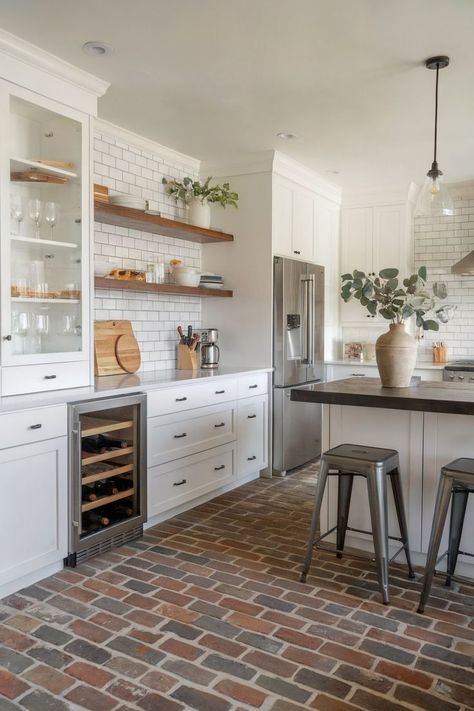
93,124 -> 202,372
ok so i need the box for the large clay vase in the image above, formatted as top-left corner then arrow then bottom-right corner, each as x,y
188,198 -> 211,229
375,323 -> 418,388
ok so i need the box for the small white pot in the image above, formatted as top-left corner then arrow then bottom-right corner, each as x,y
188,198 -> 211,229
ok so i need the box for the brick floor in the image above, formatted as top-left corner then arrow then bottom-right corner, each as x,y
0,464 -> 473,710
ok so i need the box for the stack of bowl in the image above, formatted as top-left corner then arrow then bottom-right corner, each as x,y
172,265 -> 201,287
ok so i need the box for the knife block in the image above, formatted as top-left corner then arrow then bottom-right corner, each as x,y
177,343 -> 198,370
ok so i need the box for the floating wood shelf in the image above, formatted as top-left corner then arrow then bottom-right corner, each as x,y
81,445 -> 134,466
95,276 -> 233,298
10,157 -> 78,180
81,487 -> 134,512
94,201 -> 234,244
81,416 -> 134,437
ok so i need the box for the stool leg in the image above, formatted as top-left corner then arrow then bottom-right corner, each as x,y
418,473 -> 453,613
366,465 -> 390,604
389,468 -> 415,579
446,489 -> 469,587
301,459 -> 330,583
336,474 -> 353,558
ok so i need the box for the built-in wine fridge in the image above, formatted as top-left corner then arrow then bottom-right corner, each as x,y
66,393 -> 146,566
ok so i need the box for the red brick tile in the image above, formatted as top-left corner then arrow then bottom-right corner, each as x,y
89,611 -> 130,632
310,693 -> 367,710
151,575 -> 188,591
319,641 -> 375,669
282,645 -> 337,673
4,614 -> 39,634
130,628 -> 163,645
157,602 -> 200,623
65,683 -> 118,711
404,625 -> 453,648
434,621 -> 474,640
186,585 -> 222,602
62,585 -> 98,603
375,660 -> 434,689
219,597 -> 264,616
227,611 -> 276,634
69,618 -> 114,643
0,670 -> 29,699
107,678 -> 148,703
455,640 -> 474,656
215,679 -> 267,707
24,664 -> 74,694
199,632 -> 247,658
261,609 -> 306,630
65,661 -> 114,688
366,626 -> 421,652
140,670 -> 177,693
421,606 -> 468,625
153,589 -> 194,607
275,626 -> 325,650
0,626 -> 33,651
283,591 -> 326,610
242,649 -> 298,678
83,578 -> 129,599
122,592 -> 158,610
160,638 -> 204,660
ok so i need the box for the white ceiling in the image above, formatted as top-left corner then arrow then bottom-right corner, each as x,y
0,0 -> 473,189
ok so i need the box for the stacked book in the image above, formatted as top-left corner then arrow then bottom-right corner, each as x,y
200,273 -> 224,289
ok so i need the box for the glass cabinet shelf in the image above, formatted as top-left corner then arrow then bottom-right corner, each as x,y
10,156 -> 78,181
11,235 -> 79,249
12,297 -> 80,304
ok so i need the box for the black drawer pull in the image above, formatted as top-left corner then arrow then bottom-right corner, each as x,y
173,479 -> 187,486
44,374 -> 57,380
3,335 -> 11,341
215,389 -> 225,394
294,250 -> 301,255
247,414 -> 257,419
214,464 -> 226,471
29,424 -> 42,430
249,384 -> 258,389
351,373 -> 366,377
214,422 -> 226,428
247,455 -> 257,461
174,432 -> 187,439
175,396 -> 187,402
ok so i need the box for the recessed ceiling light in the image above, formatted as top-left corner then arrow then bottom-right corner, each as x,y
276,131 -> 298,140
82,41 -> 112,57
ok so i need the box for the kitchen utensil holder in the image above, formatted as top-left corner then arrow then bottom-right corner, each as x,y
177,343 -> 198,370
433,345 -> 448,363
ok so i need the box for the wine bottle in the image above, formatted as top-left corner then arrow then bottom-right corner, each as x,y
82,435 -> 107,454
82,510 -> 110,529
109,477 -> 133,492
95,480 -> 119,497
107,504 -> 134,524
82,485 -> 97,502
102,435 -> 128,450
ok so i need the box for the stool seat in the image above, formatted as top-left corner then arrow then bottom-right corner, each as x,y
301,443 -> 414,604
418,457 -> 474,613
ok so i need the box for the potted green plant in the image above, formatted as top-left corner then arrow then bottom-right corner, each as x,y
341,266 -> 455,387
162,176 -> 239,229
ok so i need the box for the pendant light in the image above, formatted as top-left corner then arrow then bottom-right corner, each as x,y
414,56 -> 453,217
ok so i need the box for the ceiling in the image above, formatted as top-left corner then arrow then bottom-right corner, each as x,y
1,0 -> 473,189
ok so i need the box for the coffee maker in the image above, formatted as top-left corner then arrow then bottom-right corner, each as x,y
200,328 -> 220,369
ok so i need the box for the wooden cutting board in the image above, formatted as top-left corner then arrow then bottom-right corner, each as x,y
94,320 -> 141,376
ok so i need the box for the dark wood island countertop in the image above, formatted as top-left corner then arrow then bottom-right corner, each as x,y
290,377 -> 474,416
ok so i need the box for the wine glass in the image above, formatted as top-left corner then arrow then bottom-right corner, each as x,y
35,312 -> 49,336
28,199 -> 42,239
10,195 -> 24,235
12,311 -> 30,354
44,202 -> 58,239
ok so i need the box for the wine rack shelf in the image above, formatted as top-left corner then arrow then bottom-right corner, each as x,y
81,446 -> 134,466
81,416 -> 134,437
81,463 -> 134,486
81,487 -> 135,513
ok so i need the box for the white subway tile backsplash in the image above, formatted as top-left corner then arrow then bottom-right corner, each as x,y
94,130 -> 201,371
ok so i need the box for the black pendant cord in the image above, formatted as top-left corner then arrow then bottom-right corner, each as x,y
433,63 -> 439,165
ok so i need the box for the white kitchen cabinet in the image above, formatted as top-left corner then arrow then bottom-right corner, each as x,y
272,175 -> 314,262
236,395 -> 268,478
0,80 -> 92,394
0,435 -> 68,594
340,203 -> 412,325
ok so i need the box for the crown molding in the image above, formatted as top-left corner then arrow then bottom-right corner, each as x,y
95,118 -> 200,173
447,178 -> 474,200
0,28 -> 109,114
202,150 -> 342,204
342,181 -> 418,208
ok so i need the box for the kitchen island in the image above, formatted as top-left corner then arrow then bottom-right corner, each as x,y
291,377 -> 474,579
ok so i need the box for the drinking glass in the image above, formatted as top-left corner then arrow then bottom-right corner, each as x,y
12,311 -> 30,336
10,195 -> 24,235
44,202 -> 58,239
28,199 -> 42,239
35,313 -> 49,336
62,314 -> 75,335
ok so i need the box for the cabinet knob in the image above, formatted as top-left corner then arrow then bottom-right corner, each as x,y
293,250 -> 301,255
2,335 -> 12,341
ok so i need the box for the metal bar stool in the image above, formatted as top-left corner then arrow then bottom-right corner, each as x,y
418,458 -> 474,613
301,443 -> 415,604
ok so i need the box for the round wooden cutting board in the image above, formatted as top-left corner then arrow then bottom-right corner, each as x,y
115,333 -> 141,373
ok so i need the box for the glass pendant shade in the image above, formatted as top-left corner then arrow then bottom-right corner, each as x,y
415,169 -> 454,217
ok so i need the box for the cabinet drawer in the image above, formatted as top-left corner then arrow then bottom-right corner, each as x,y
0,405 -> 67,450
237,373 -> 268,398
237,396 -> 268,477
147,379 -> 237,417
2,361 -> 90,396
148,403 -> 236,466
148,444 -> 235,516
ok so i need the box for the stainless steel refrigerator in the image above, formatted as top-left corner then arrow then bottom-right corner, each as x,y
272,256 -> 324,475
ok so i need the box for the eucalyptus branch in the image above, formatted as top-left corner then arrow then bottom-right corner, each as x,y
162,176 -> 239,207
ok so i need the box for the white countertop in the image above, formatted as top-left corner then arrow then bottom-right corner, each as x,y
0,366 -> 272,414
324,360 -> 445,371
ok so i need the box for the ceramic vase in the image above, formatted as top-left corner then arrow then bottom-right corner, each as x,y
375,323 -> 417,388
188,198 -> 211,229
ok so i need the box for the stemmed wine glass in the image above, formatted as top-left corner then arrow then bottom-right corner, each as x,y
44,202 -> 58,239
10,195 -> 24,236
28,199 -> 42,239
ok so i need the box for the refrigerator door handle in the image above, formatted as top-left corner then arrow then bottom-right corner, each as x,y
307,274 -> 315,366
301,276 -> 308,364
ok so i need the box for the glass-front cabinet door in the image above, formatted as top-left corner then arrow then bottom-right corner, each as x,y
0,82 -> 90,384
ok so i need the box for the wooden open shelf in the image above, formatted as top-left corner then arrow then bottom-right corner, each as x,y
81,446 -> 134,466
94,201 -> 233,244
81,488 -> 134,512
81,416 -> 134,437
95,276 -> 232,298
82,463 -> 133,486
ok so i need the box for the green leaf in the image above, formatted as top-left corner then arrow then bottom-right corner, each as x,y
418,266 -> 427,282
360,296 -> 369,306
433,282 -> 447,299
402,304 -> 415,320
379,268 -> 399,279
386,278 -> 399,291
367,300 -> 377,315
423,319 -> 439,331
341,274 -> 352,281
353,270 -> 366,280
362,283 -> 375,299
379,307 -> 395,320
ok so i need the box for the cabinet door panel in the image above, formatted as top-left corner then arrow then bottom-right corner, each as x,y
273,178 -> 293,257
314,196 -> 340,284
237,396 -> 268,477
340,208 -> 373,323
372,205 -> 407,276
0,437 -> 67,585
292,189 -> 314,261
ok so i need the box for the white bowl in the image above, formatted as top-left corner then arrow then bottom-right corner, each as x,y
174,272 -> 201,287
172,265 -> 200,275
